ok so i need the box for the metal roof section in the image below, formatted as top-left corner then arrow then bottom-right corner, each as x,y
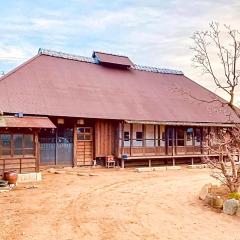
0,48 -> 239,125
38,48 -> 183,75
92,51 -> 134,68
0,116 -> 56,128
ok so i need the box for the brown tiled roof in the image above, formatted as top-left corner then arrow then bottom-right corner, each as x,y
0,49 -> 238,124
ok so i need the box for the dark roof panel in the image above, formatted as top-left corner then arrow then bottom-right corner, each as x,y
93,51 -> 134,67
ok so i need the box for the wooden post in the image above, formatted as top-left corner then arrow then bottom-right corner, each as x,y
121,158 -> 125,169
149,159 -> 152,167
200,127 -> 203,154
35,132 -> 40,172
143,124 -> 145,156
121,121 -> 124,156
73,124 -> 78,167
130,123 -> 133,157
172,127 -> 175,156
173,158 -> 175,166
191,157 -> 194,165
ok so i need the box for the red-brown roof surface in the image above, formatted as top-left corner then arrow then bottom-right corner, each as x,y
0,50 -> 239,124
93,51 -> 134,67
0,116 -> 56,128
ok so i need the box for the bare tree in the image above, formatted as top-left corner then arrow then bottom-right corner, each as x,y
192,22 -> 240,192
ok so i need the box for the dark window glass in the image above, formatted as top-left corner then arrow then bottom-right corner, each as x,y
77,127 -> 92,141
78,135 -> 85,141
39,129 -> 56,143
13,134 -> 23,155
136,132 -> 143,141
162,132 -> 165,141
0,134 -> 11,156
124,132 -> 130,141
84,135 -> 91,140
176,128 -> 185,146
168,128 -> 173,146
85,128 -> 91,133
195,128 -> 201,142
78,128 -> 85,133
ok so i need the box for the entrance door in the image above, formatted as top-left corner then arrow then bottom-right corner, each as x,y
76,127 -> 93,166
56,127 -> 73,165
39,128 -> 73,166
166,127 -> 175,155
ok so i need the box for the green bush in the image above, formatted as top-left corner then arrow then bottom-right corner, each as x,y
228,192 -> 240,200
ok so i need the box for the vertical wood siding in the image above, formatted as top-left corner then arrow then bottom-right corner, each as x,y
95,120 -> 118,157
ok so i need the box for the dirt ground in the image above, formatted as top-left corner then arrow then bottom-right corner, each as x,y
0,167 -> 239,240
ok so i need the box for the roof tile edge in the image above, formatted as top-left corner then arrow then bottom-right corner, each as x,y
38,48 -> 184,75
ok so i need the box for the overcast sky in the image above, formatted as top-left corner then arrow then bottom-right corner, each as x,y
1,0 -> 240,103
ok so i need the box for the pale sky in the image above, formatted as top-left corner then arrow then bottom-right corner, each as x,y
1,0 -> 240,104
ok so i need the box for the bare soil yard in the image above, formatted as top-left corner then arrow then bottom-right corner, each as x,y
0,167 -> 239,240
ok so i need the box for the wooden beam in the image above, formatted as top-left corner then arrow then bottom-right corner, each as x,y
148,159 -> 152,167
73,124 -> 78,167
200,127 -> 203,154
121,158 -> 125,169
130,123 -> 133,157
35,132 -> 40,172
143,124 -> 145,156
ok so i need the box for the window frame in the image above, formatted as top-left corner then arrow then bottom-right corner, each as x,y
0,133 -> 35,158
77,127 -> 93,141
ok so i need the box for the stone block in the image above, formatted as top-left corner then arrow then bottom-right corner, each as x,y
166,166 -> 181,170
199,183 -> 212,200
17,173 -> 42,183
223,199 -> 239,215
135,167 -> 154,173
153,166 -> 167,171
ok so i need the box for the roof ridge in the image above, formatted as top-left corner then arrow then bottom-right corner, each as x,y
133,64 -> 183,75
38,48 -> 96,64
38,48 -> 184,75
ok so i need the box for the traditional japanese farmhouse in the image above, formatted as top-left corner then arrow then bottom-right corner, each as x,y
0,49 -> 239,174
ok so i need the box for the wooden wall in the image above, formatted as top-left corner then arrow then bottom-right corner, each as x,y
0,130 -> 39,175
0,157 -> 37,175
95,119 -> 118,157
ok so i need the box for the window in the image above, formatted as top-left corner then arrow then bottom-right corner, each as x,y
124,131 -> 130,141
0,133 -> 35,157
146,125 -> 154,147
176,128 -> 184,146
13,134 -> 35,156
13,134 -> 23,155
155,126 -> 165,147
0,134 -> 11,156
167,128 -> 174,146
186,128 -> 193,146
132,124 -> 143,147
77,127 -> 92,141
136,132 -> 143,141
24,134 -> 34,155
194,128 -> 201,146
